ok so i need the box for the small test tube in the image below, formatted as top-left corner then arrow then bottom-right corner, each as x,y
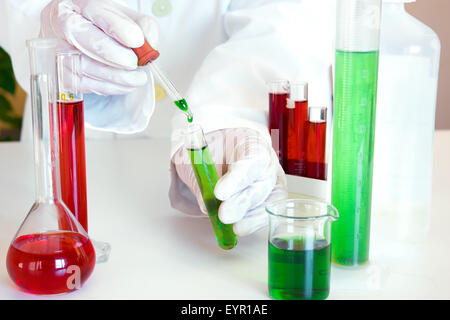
56,52 -> 88,231
285,82 -> 308,176
268,80 -> 290,168
184,124 -> 238,250
306,107 -> 327,181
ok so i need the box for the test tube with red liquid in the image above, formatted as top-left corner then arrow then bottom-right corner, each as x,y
56,52 -> 111,263
284,82 -> 308,176
306,107 -> 327,181
56,52 -> 88,231
268,80 -> 290,167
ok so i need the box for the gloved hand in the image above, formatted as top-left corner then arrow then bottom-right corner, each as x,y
171,128 -> 287,236
40,0 -> 159,95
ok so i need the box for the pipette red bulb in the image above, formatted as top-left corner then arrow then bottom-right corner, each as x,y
133,40 -> 160,66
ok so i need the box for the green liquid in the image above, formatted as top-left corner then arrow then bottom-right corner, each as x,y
331,50 -> 379,266
189,146 -> 238,250
268,237 -> 331,300
174,99 -> 193,123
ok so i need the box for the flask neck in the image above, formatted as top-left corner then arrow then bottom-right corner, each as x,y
30,75 -> 59,203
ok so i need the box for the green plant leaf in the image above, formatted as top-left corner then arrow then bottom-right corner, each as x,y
0,94 -> 12,113
0,46 -> 16,94
0,95 -> 22,128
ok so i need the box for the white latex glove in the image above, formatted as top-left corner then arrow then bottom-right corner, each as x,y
170,128 -> 287,237
40,0 -> 159,95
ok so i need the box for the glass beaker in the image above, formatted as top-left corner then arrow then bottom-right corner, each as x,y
184,124 -> 238,250
6,39 -> 95,295
267,199 -> 339,300
331,0 -> 381,266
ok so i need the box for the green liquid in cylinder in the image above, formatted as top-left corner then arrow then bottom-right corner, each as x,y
331,50 -> 379,266
268,237 -> 331,300
189,146 -> 238,250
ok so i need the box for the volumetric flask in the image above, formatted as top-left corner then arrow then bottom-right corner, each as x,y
267,199 -> 339,300
6,39 -> 95,294
268,80 -> 290,168
56,51 -> 110,263
184,124 -> 238,250
331,0 -> 381,266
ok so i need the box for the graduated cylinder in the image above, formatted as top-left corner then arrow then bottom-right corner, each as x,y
331,0 -> 381,266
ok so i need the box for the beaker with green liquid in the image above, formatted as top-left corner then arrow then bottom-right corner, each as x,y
184,124 -> 238,250
331,0 -> 382,266
267,199 -> 339,300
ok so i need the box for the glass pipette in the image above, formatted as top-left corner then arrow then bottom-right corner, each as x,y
132,41 -> 193,122
148,63 -> 193,122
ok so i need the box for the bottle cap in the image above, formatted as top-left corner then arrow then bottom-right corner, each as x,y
132,40 -> 160,66
290,82 -> 308,102
308,107 -> 327,123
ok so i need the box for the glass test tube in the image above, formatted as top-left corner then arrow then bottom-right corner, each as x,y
332,0 -> 381,266
56,52 -> 111,263
306,107 -> 327,181
184,124 -> 238,250
56,52 -> 88,231
285,82 -> 308,177
268,80 -> 290,168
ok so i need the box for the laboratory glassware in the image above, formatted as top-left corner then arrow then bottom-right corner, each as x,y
268,80 -> 290,168
56,52 -> 87,231
331,0 -> 381,266
285,82 -> 308,177
372,0 -> 440,242
6,39 -> 95,294
267,199 -> 339,300
56,51 -> 110,263
132,40 -> 193,122
306,107 -> 327,181
184,124 -> 238,250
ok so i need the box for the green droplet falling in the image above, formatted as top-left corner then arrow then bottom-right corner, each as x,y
174,98 -> 194,123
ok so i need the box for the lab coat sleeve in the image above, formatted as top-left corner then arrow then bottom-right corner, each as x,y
83,72 -> 155,134
170,0 -> 335,156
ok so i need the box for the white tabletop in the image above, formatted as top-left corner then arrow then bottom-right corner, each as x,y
0,131 -> 449,300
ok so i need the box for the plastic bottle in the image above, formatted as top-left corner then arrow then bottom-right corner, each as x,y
372,0 -> 441,243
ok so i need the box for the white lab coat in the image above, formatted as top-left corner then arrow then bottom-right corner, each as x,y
0,0 -> 335,146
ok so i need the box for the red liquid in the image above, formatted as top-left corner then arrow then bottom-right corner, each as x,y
269,93 -> 289,167
57,101 -> 88,231
306,121 -> 327,180
6,232 -> 95,294
284,100 -> 308,176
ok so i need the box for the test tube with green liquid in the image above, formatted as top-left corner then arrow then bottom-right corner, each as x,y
331,0 -> 381,266
184,124 -> 238,250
